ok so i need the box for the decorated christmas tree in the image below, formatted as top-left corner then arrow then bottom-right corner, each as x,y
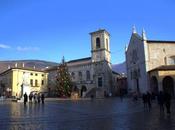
56,57 -> 72,97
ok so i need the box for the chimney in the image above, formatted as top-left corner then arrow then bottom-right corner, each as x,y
15,63 -> 18,68
22,62 -> 25,68
8,65 -> 11,69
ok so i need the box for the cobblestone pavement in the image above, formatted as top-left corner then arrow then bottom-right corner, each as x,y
0,98 -> 175,130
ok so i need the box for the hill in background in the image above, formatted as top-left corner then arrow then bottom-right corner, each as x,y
112,62 -> 126,74
0,60 -> 58,73
0,60 -> 126,74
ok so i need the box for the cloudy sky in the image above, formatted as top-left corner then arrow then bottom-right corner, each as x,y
0,0 -> 175,64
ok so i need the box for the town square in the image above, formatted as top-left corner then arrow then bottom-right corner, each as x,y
0,0 -> 175,129
1,98 -> 175,130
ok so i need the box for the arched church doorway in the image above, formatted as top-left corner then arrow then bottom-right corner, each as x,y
163,76 -> 174,96
150,76 -> 159,95
81,85 -> 87,97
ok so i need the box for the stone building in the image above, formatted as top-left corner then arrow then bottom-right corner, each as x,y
46,29 -> 116,98
0,67 -> 48,97
126,27 -> 175,96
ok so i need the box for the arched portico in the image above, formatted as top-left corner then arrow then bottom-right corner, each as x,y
163,76 -> 174,96
150,76 -> 159,95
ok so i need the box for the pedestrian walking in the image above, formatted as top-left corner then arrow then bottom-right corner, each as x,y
157,91 -> 164,113
37,93 -> 41,103
147,92 -> 152,111
29,93 -> 33,103
164,92 -> 171,114
24,92 -> 28,105
142,93 -> 147,109
34,93 -> 37,103
41,93 -> 45,104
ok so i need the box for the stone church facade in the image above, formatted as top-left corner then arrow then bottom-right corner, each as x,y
126,27 -> 175,95
47,29 -> 115,98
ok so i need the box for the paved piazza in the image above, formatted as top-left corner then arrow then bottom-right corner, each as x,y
0,98 -> 175,130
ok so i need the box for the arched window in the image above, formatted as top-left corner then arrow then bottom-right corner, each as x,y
78,72 -> 82,80
71,72 -> 75,79
86,71 -> 90,80
106,39 -> 109,50
96,37 -> 101,49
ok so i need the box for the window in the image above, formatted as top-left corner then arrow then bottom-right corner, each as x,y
35,80 -> 38,86
86,71 -> 90,80
71,72 -> 75,79
42,74 -> 44,77
78,72 -> 82,81
35,73 -> 38,76
30,79 -> 33,86
41,80 -> 44,85
98,77 -> 102,87
169,56 -> 175,65
106,39 -> 109,50
30,73 -> 33,76
96,37 -> 101,49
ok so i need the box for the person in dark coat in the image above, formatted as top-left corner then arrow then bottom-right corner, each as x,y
24,92 -> 28,105
147,92 -> 152,111
29,93 -> 33,103
142,93 -> 147,109
157,91 -> 164,113
164,92 -> 171,114
37,93 -> 41,103
41,93 -> 45,104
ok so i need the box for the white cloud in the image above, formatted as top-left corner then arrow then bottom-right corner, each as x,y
0,44 -> 11,49
16,46 -> 40,51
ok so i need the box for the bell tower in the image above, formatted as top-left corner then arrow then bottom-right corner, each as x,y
90,29 -> 111,63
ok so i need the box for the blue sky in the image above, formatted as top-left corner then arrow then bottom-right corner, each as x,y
0,0 -> 175,64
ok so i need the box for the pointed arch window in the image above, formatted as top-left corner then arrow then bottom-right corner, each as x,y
96,37 -> 101,49
86,71 -> 90,80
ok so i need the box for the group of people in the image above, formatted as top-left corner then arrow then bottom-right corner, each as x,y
142,91 -> 172,114
24,92 -> 45,105
157,91 -> 171,114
